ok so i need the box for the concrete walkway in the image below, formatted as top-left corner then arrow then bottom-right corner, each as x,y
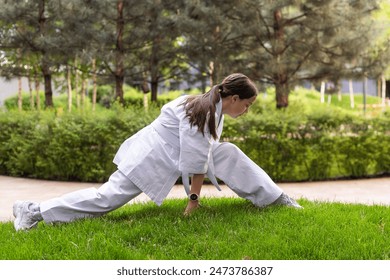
1,175 -> 390,222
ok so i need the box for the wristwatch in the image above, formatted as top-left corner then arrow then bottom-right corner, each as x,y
189,193 -> 199,201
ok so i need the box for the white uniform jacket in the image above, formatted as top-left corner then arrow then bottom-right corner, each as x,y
113,95 -> 224,206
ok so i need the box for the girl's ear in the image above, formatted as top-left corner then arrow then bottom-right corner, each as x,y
232,95 -> 239,102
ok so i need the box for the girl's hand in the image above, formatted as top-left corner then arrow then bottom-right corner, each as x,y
184,173 -> 204,216
184,200 -> 200,216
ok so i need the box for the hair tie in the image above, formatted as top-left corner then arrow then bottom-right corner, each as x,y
210,84 -> 221,103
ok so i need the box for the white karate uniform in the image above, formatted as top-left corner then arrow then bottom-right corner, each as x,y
40,95 -> 282,223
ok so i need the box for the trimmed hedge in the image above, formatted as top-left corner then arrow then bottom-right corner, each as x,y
0,106 -> 158,182
224,113 -> 390,181
0,88 -> 389,182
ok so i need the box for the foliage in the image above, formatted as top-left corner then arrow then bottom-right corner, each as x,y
224,89 -> 389,181
1,0 -> 388,108
122,88 -> 182,108
0,106 -> 159,182
3,86 -> 183,111
4,91 -> 93,112
239,0 -> 384,107
0,87 -> 389,182
1,198 -> 390,260
373,0 -> 390,78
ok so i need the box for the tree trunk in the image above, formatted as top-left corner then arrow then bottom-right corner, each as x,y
18,76 -> 22,112
331,79 -> 342,101
209,61 -> 219,86
273,9 -> 289,109
115,75 -> 124,104
320,81 -> 325,103
143,94 -> 149,111
349,79 -> 354,109
275,82 -> 289,108
17,49 -> 23,111
337,85 -> 342,101
43,77 -> 53,107
92,58 -> 97,112
67,65 -> 73,112
34,71 -> 41,111
381,74 -> 386,107
150,79 -> 158,103
114,0 -> 125,105
42,66 -> 53,108
81,78 -> 86,110
363,76 -> 367,115
28,75 -> 34,109
150,37 -> 160,102
142,77 -> 149,111
201,75 -> 207,93
75,58 -> 80,108
39,0 -> 53,108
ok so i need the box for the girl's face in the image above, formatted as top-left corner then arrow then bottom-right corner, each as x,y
223,95 -> 257,118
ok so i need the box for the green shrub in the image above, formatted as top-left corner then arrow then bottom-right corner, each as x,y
89,85 -> 184,108
122,89 -> 183,108
0,107 -> 159,182
4,92 -> 46,111
4,91 -> 94,112
222,90 -> 390,181
1,87 -> 389,182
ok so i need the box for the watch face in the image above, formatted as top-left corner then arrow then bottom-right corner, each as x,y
189,193 -> 198,201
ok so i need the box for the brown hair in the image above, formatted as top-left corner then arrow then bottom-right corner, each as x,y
182,73 -> 258,139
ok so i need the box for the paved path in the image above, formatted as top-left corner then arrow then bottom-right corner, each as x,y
1,175 -> 389,222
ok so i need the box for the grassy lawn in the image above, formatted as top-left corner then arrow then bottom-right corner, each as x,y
292,89 -> 388,117
1,197 -> 390,260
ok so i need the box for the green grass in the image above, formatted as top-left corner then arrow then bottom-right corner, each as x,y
1,198 -> 390,260
288,88 -> 388,117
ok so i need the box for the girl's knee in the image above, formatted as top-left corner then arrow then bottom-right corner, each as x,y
221,142 -> 241,152
213,142 -> 242,160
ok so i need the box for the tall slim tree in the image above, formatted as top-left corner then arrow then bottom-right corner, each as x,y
50,0 -> 95,111
139,0 -> 188,102
37,0 -> 54,107
83,0 -> 149,105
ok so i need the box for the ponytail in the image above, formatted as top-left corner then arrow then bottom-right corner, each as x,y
207,84 -> 223,139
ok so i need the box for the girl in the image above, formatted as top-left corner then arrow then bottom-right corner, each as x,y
13,73 -> 302,231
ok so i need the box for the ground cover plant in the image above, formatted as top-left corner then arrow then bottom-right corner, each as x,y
1,197 -> 390,260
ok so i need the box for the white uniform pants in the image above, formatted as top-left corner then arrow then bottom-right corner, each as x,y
40,170 -> 142,223
212,142 -> 282,207
40,142 -> 282,223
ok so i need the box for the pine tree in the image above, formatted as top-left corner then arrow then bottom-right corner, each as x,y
0,0 -> 69,108
79,0 -> 157,105
179,0 -> 248,86
137,0 -> 187,102
238,0 -> 382,108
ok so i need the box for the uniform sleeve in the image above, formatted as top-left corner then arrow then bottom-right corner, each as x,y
178,110 -> 212,174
